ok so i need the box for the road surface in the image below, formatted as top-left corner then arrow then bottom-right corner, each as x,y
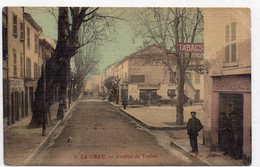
30,96 -> 202,165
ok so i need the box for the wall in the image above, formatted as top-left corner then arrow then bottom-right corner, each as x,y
203,8 -> 251,161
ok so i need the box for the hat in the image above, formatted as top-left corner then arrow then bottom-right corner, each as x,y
191,111 -> 196,114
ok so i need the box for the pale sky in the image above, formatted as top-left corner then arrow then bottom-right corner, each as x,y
25,7 -> 144,71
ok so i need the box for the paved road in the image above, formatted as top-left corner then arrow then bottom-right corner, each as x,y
30,96 -> 200,165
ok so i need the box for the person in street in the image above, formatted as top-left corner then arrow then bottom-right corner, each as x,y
122,95 -> 128,109
186,111 -> 203,153
230,111 -> 243,160
218,112 -> 232,155
57,99 -> 65,121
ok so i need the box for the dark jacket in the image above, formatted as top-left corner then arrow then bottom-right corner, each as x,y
187,117 -> 203,135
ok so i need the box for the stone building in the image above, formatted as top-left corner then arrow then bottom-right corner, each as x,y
24,12 -> 42,116
3,7 -> 56,126
203,8 -> 251,162
5,7 -> 26,125
102,45 -> 205,104
2,7 -> 8,127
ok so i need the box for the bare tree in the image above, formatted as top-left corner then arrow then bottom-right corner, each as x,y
135,8 -> 203,125
28,7 -> 115,128
72,44 -> 100,93
104,76 -> 120,104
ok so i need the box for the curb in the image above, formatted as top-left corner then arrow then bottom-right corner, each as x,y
110,102 -> 186,130
24,94 -> 83,165
110,102 -> 209,165
170,141 -> 211,165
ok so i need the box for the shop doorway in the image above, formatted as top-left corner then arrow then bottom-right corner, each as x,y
218,93 -> 243,159
139,89 -> 157,105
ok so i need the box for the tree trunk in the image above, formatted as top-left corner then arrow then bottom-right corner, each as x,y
176,69 -> 185,125
28,56 -> 60,127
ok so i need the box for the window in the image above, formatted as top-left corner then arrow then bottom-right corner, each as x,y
167,89 -> 176,98
20,54 -> 23,77
224,22 -> 237,65
195,90 -> 200,102
194,73 -> 200,84
130,75 -> 145,83
27,27 -> 30,48
20,22 -> 24,41
13,50 -> 17,76
26,58 -> 31,78
125,72 -> 128,81
186,72 -> 192,83
34,34 -> 38,53
34,63 -> 37,79
152,59 -> 161,66
170,72 -> 176,84
13,14 -> 17,37
3,26 -> 8,55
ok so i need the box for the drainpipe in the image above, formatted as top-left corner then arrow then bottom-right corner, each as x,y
22,7 -> 28,117
6,7 -> 10,126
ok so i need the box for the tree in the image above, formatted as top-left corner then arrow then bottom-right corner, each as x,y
135,8 -> 203,125
104,76 -> 120,104
72,20 -> 102,93
28,7 -> 113,128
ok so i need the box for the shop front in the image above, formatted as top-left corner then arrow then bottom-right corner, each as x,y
211,74 -> 251,161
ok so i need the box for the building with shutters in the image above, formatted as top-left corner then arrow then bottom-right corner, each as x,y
203,8 -> 251,163
101,45 -> 205,105
5,7 -> 26,125
3,7 -> 56,126
23,12 -> 42,116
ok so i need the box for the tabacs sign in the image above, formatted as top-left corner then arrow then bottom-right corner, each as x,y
177,43 -> 204,53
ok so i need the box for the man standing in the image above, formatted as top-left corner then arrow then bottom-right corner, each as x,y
187,111 -> 203,153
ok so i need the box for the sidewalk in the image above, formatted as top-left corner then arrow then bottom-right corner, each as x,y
4,95 -> 81,165
112,102 -> 204,129
111,102 -> 244,166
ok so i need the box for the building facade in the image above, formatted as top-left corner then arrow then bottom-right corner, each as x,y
24,12 -> 42,115
3,7 -> 56,127
5,7 -> 26,125
102,45 -> 205,104
2,7 -> 8,127
203,8 -> 251,162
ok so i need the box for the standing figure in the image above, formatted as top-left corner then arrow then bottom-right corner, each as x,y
219,112 -> 232,155
122,95 -> 128,109
57,100 -> 65,121
230,111 -> 243,160
187,111 -> 203,153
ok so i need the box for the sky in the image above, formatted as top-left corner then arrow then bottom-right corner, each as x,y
25,7 -> 144,71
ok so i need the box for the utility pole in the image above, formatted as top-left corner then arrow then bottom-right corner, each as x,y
42,44 -> 46,136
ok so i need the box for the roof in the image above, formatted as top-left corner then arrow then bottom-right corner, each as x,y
39,34 -> 56,49
114,44 -> 172,66
24,13 -> 42,32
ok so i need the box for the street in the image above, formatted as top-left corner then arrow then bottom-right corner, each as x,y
30,95 -> 203,165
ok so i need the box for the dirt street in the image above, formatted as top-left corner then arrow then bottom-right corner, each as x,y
30,96 -> 203,165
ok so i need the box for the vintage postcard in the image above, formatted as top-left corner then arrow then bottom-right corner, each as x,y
2,5 -> 253,166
